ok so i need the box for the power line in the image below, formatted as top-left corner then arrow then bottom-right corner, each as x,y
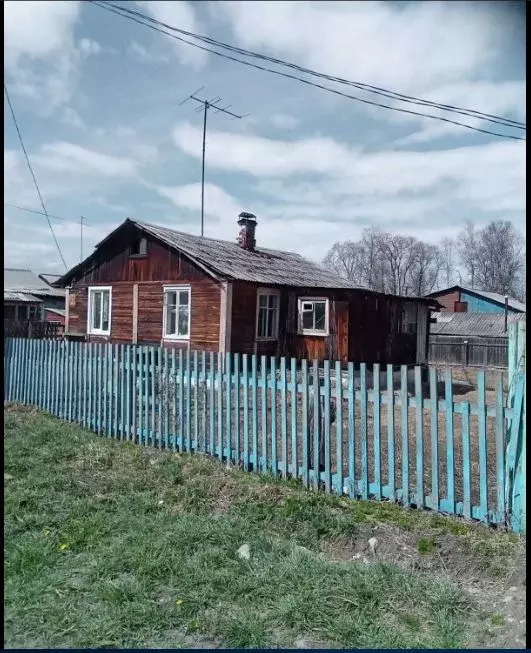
101,0 -> 526,130
92,0 -> 526,136
4,202 -> 86,224
179,89 -> 246,236
4,83 -> 69,270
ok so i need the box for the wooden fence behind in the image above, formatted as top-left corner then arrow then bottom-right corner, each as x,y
3,337 -> 526,532
429,335 -> 508,368
4,320 -> 62,340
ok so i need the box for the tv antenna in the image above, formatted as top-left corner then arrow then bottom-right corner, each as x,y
179,87 -> 248,237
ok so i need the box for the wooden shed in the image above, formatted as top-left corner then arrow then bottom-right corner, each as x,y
56,214 -> 437,366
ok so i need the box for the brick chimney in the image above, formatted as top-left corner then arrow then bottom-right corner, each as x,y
237,212 -> 257,251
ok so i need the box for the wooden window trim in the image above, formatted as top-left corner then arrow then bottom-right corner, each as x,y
297,297 -> 329,336
87,286 -> 112,336
162,285 -> 191,341
255,288 -> 281,341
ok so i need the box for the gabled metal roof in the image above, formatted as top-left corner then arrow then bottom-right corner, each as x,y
4,268 -> 65,298
426,285 -> 525,313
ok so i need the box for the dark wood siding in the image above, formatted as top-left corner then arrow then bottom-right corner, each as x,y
230,282 -> 350,363
66,226 -> 222,348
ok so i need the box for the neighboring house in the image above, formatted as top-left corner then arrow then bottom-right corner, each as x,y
56,213 -> 438,365
4,268 -> 65,322
426,285 -> 525,314
429,312 -> 526,368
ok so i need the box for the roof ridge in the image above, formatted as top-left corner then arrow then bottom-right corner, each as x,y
132,218 -> 304,259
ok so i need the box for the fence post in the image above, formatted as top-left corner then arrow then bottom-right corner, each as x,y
505,372 -> 526,532
506,320 -> 526,532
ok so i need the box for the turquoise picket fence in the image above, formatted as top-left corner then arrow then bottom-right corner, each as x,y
3,337 -> 526,532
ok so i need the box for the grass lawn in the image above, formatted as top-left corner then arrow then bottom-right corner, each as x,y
4,404 -> 525,649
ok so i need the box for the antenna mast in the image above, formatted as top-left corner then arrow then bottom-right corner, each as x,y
180,87 -> 247,237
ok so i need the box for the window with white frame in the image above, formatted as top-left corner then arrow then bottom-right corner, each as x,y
163,286 -> 190,339
256,291 -> 280,340
88,287 -> 112,335
298,298 -> 329,335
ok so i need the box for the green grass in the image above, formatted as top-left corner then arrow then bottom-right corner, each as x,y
3,405 -> 519,648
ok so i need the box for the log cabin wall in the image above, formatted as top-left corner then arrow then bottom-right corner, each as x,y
66,227 -> 221,350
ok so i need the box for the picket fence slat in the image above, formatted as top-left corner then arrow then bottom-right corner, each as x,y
280,357 -> 288,478
400,365 -> 409,506
3,338 -> 525,533
415,366 -> 424,508
477,370 -> 488,522
335,361 -> 343,497
445,368 -> 455,512
348,362 -> 355,499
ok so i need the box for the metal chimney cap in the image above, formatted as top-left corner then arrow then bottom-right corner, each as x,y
238,211 -> 257,223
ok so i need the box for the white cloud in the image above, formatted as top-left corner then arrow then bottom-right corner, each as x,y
217,1 -> 506,94
34,142 -> 140,177
172,121 -> 525,215
78,38 -> 102,57
153,182 -> 241,226
137,1 -> 207,68
173,122 -> 356,176
61,107 -> 86,130
4,1 -> 80,68
4,1 -> 102,111
127,40 -> 170,64
269,113 -> 300,130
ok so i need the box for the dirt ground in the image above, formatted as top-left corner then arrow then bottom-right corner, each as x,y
321,517 -> 526,650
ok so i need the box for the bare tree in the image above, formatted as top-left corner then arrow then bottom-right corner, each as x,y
440,237 -> 456,287
457,221 -> 478,288
408,241 -> 442,296
457,220 -> 525,299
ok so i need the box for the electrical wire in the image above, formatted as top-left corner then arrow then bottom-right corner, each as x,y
93,0 -> 526,133
4,202 -> 85,224
4,83 -> 69,270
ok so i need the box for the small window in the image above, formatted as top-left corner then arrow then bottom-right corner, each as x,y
88,287 -> 112,335
130,236 -> 147,257
298,298 -> 329,335
28,305 -> 41,322
163,286 -> 190,339
256,291 -> 280,340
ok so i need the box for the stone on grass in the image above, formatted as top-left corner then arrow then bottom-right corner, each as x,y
368,537 -> 378,554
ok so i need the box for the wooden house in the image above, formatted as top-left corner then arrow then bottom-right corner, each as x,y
4,268 -> 65,338
426,285 -> 525,315
56,214 -> 438,366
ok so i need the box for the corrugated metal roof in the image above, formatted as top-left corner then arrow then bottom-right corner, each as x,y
134,219 -> 362,289
427,285 -> 525,312
39,273 -> 62,286
44,307 -> 65,317
431,312 -> 526,338
4,291 -> 43,303
4,268 -> 65,297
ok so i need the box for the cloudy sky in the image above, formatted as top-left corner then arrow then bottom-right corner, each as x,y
4,0 -> 526,274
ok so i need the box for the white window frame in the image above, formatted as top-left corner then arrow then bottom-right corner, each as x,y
255,288 -> 281,341
298,297 -> 330,336
162,285 -> 191,341
87,286 -> 112,336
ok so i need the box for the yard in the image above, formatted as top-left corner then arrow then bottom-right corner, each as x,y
4,404 -> 526,649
